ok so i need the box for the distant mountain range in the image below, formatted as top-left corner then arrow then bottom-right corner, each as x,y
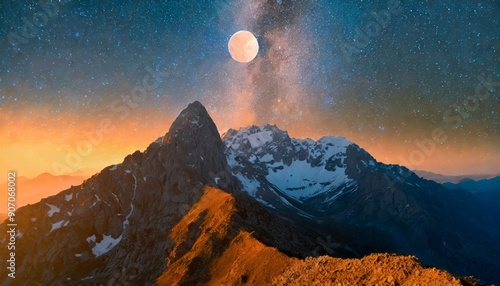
0,173 -> 88,209
414,170 -> 499,184
442,177 -> 500,209
442,176 -> 500,193
415,170 -> 500,208
0,102 -> 496,285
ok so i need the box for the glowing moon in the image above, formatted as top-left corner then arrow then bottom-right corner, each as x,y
228,30 -> 259,63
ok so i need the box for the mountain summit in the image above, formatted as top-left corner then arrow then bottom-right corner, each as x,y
0,101 -> 236,284
0,102 -> 312,284
0,102 -> 493,285
159,101 -> 231,188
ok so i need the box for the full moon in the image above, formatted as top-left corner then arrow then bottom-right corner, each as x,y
228,30 -> 259,63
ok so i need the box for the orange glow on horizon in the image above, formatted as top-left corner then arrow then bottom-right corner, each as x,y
1,103 -> 499,182
0,104 -> 176,179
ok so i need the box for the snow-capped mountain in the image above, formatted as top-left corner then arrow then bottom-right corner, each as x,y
223,125 -> 500,284
0,102 -> 498,285
223,125 -> 376,210
0,102 -> 319,285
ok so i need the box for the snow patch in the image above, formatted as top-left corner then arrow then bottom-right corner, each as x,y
86,235 -> 96,243
266,160 -> 351,200
65,193 -> 73,201
110,165 -> 118,171
91,234 -> 123,257
325,186 -> 357,204
123,175 -> 137,230
258,153 -> 274,162
247,131 -> 273,148
235,174 -> 261,196
50,220 -> 65,232
112,193 -> 120,203
256,197 -> 276,209
46,203 -> 60,217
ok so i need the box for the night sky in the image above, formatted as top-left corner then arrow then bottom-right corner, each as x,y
0,0 -> 499,178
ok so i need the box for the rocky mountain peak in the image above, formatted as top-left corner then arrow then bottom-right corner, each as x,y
160,101 -> 232,188
223,124 -> 289,145
162,101 -> 217,144
0,101 -> 237,284
1,102 -> 497,284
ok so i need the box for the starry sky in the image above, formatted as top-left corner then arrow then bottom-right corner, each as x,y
0,0 -> 499,178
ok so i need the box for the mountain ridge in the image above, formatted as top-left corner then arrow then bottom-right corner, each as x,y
414,170 -> 500,184
0,101 -> 492,285
0,101 -> 235,284
223,124 -> 500,284
443,176 -> 500,193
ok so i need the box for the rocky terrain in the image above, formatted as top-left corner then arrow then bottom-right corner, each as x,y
0,101 -> 492,285
158,187 -> 468,286
0,101 -> 235,284
274,253 -> 474,286
223,124 -> 500,284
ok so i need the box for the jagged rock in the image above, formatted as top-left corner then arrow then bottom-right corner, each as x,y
0,101 -> 238,284
0,102 -> 315,285
0,102 -> 490,285
223,124 -> 500,284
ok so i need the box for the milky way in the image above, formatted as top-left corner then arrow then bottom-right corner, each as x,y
0,0 -> 499,177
